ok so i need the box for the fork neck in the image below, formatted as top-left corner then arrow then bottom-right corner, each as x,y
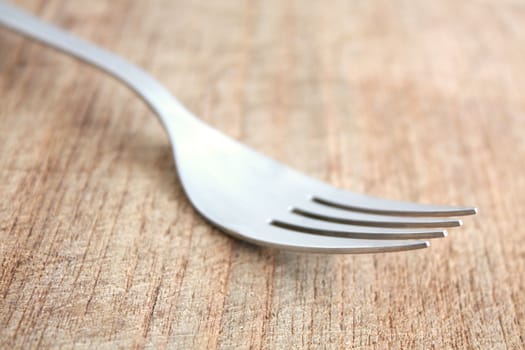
0,2 -> 200,133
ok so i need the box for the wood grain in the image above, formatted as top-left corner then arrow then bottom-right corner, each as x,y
1,0 -> 524,348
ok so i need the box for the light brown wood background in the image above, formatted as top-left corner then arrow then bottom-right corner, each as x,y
1,0 -> 524,348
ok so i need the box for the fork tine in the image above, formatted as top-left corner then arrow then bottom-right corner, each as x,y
270,215 -> 447,239
243,224 -> 431,253
293,202 -> 462,228
314,186 -> 477,217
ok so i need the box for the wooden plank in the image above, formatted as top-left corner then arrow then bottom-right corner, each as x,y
0,0 -> 523,348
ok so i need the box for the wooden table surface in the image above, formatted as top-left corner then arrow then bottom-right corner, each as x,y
1,0 -> 524,348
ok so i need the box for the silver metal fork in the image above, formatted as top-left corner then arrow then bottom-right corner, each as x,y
0,2 -> 477,253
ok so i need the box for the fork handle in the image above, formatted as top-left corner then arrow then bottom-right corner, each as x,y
0,1 -> 196,129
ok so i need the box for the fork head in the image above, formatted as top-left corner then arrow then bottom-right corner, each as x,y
169,118 -> 477,254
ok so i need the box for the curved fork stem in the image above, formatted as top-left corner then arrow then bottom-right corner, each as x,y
0,1 -> 197,131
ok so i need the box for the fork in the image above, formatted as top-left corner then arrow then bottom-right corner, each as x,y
0,2 -> 477,253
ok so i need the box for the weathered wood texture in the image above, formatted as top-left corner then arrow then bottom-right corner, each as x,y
1,0 -> 524,348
